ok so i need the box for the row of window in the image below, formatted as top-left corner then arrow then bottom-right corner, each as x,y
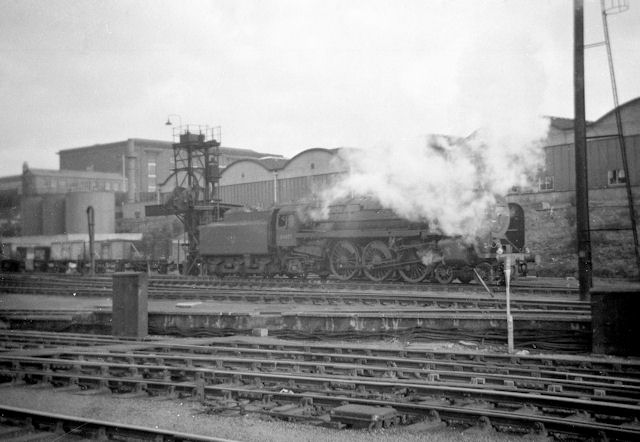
533,169 -> 627,192
40,178 -> 124,193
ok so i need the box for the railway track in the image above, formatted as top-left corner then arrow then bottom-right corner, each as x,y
0,405 -> 238,441
1,331 -> 639,440
1,273 -> 579,295
0,274 -> 586,313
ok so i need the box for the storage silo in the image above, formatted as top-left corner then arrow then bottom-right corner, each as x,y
65,192 -> 115,234
21,196 -> 43,235
42,194 -> 66,235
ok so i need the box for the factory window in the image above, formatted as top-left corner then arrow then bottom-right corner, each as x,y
105,182 -> 111,191
148,160 -> 157,192
538,176 -> 554,191
310,163 -> 315,170
608,169 -> 626,185
148,160 -> 157,178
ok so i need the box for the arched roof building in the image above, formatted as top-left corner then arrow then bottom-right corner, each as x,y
218,148 -> 349,209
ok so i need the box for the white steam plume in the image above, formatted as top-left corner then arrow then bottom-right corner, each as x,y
316,16 -> 550,237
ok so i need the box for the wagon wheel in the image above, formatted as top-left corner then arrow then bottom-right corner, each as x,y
362,241 -> 393,282
433,263 -> 454,284
398,249 -> 430,283
329,240 -> 360,280
474,262 -> 494,285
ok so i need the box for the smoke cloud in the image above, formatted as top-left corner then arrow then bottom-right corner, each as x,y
316,14 -> 550,237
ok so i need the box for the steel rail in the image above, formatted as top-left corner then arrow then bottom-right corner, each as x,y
2,365 -> 638,441
0,273 -> 580,296
0,277 -> 587,312
0,404 -> 240,442
158,340 -> 640,377
1,331 -> 634,376
29,349 -> 640,401
2,356 -> 639,417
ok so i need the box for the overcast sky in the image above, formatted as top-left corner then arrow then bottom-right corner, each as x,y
0,0 -> 638,176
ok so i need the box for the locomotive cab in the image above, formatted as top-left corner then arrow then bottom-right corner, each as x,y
275,211 -> 299,248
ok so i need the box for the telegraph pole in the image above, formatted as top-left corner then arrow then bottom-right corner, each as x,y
574,0 -> 592,300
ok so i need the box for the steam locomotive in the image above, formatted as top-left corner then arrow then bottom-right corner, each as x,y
199,198 -> 536,284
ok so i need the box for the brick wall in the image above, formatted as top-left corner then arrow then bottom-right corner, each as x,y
510,187 -> 640,278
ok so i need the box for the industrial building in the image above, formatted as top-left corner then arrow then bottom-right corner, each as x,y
58,138 -> 284,204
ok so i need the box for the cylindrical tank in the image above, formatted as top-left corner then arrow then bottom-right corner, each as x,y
65,192 -> 115,234
42,194 -> 66,235
21,196 -> 43,235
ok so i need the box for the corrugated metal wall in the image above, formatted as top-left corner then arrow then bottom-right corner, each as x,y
219,172 -> 348,208
218,180 -> 275,209
544,134 -> 639,192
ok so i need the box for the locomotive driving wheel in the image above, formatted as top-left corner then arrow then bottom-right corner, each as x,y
433,263 -> 454,284
329,240 -> 360,280
456,266 -> 475,284
398,249 -> 429,283
362,241 -> 393,282
474,262 -> 494,285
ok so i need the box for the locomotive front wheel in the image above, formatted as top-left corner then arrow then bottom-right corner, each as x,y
329,240 -> 360,280
362,241 -> 393,282
398,250 -> 429,283
433,263 -> 454,284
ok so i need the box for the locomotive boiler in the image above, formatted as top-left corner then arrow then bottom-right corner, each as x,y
198,198 -> 535,284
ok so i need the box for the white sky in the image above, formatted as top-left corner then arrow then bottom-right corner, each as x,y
0,0 -> 638,176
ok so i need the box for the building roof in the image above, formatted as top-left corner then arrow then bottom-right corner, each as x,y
58,138 -> 284,160
546,116 -> 578,131
255,156 -> 290,170
545,96 -> 640,132
26,168 -> 123,180
219,147 -> 284,158
0,175 -> 21,184
57,139 -> 169,155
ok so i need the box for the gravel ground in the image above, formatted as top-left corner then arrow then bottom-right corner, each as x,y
0,386 -> 524,442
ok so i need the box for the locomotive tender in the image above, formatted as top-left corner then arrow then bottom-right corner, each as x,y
199,198 -> 535,284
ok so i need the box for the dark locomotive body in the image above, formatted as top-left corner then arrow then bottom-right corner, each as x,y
199,198 -> 535,284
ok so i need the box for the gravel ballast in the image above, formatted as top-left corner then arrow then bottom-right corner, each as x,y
0,386 -> 520,442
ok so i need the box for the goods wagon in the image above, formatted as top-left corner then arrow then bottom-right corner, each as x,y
0,233 -> 169,274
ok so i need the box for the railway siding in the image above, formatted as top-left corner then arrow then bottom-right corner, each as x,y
0,274 -> 592,351
0,332 -> 639,441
